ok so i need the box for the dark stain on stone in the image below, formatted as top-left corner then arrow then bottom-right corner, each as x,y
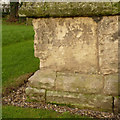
118,27 -> 120,37
100,50 -> 104,53
91,16 -> 103,23
118,16 -> 120,22
112,97 -> 115,114
112,32 -> 118,41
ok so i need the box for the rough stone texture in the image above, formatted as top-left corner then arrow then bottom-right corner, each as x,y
25,87 -> 45,102
114,97 -> 120,113
46,90 -> 112,111
56,72 -> 103,94
103,74 -> 119,96
25,15 -> 119,112
28,69 -> 56,90
33,17 -> 98,73
19,2 -> 120,17
98,16 -> 118,75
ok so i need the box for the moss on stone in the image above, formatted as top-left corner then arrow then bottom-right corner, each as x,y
26,96 -> 39,103
19,2 -> 120,18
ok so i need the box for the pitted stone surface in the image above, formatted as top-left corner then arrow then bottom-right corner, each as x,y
103,74 -> 119,96
98,16 -> 118,74
114,97 -> 120,113
33,17 -> 98,73
56,72 -> 103,94
46,90 -> 112,111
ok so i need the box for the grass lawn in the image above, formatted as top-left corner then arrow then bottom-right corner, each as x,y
2,23 -> 39,93
2,22 -> 34,46
2,105 -> 89,118
2,21 -> 89,118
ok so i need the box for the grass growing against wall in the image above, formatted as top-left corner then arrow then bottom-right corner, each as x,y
2,21 -> 89,118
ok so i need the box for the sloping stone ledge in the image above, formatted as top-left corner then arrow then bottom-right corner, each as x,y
27,70 -> 119,97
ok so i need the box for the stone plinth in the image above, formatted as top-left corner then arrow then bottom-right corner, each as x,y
25,15 -> 119,112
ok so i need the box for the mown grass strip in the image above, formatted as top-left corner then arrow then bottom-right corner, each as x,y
2,105 -> 89,118
2,23 -> 34,46
2,40 -> 39,92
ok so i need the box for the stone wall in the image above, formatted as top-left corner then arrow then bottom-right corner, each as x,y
26,16 -> 119,112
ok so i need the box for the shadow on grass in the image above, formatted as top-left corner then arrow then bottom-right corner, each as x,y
2,72 -> 33,96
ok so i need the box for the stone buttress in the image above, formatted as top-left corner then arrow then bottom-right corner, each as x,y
19,2 -> 120,112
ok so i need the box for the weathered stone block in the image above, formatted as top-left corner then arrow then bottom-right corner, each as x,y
56,72 -> 103,94
114,97 -> 120,113
25,87 -> 45,102
28,69 -> 56,90
98,16 -> 118,74
103,74 -> 119,96
33,17 -> 98,73
46,90 -> 112,111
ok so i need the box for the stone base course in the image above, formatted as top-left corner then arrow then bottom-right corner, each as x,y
26,69 -> 119,112
46,90 -> 112,111
103,74 -> 119,96
25,87 -> 45,102
56,72 -> 103,94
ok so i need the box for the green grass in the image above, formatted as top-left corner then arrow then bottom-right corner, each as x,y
2,105 -> 89,118
2,23 -> 34,46
2,23 -> 39,90
2,40 -> 39,87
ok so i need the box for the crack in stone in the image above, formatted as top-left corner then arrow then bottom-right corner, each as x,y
112,97 -> 115,113
92,17 -> 103,23
96,19 -> 100,73
54,71 -> 57,90
45,89 -> 47,103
